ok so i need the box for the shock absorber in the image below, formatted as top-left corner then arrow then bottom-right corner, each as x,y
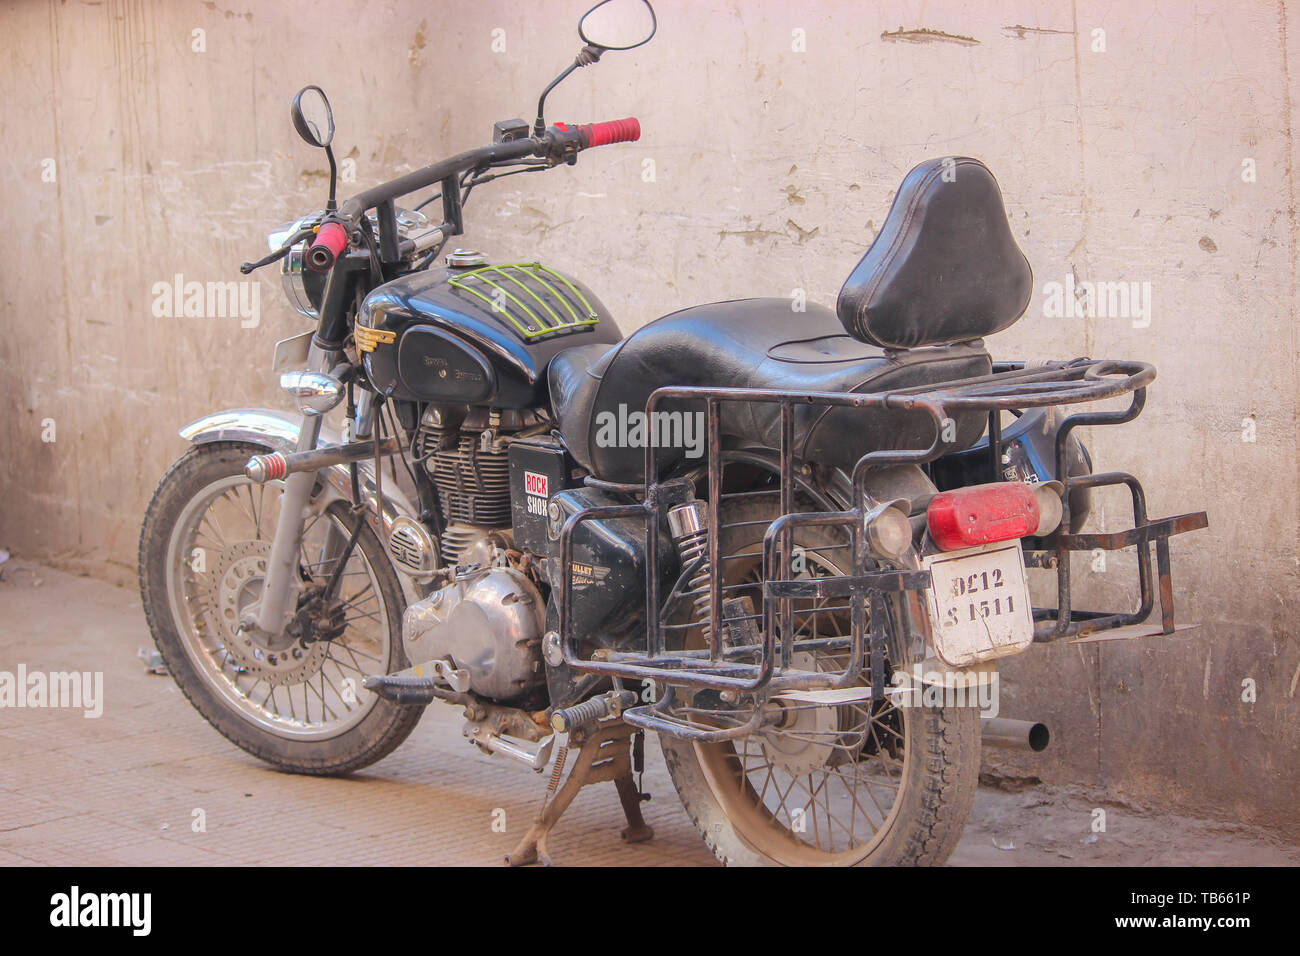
667,499 -> 713,639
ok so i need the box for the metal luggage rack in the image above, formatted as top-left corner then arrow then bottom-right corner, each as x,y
554,358 -> 1208,741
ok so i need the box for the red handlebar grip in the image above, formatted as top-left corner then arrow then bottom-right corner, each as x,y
578,117 -> 641,148
307,221 -> 349,272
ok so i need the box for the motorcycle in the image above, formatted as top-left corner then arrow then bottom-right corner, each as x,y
138,0 -> 1207,866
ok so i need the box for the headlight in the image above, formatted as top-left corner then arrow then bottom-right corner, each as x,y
267,214 -> 323,319
279,241 -> 320,318
266,206 -> 436,321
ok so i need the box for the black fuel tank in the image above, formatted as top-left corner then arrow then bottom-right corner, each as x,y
358,259 -> 622,407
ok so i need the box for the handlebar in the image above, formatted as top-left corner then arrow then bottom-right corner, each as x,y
336,117 -> 640,224
248,117 -> 640,275
336,137 -> 540,222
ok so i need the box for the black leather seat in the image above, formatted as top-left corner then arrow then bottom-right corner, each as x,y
548,300 -> 991,482
837,156 -> 1032,348
548,157 -> 1030,483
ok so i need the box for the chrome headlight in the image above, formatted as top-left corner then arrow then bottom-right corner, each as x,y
267,206 -> 438,322
268,213 -> 323,319
280,241 -> 320,318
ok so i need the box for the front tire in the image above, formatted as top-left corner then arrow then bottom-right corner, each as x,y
139,441 -> 421,775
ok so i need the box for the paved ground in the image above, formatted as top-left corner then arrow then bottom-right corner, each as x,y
2,560 -> 1297,867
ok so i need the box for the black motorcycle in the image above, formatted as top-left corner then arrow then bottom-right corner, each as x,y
139,0 -> 1206,866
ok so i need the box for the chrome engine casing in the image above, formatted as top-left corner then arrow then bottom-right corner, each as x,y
401,566 -> 545,703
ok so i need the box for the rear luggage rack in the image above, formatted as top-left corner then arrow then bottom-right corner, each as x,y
555,357 -> 1207,741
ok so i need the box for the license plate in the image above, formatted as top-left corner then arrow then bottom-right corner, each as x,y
922,541 -> 1034,667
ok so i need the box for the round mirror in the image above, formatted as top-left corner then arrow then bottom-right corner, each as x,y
578,0 -> 657,51
291,86 -> 334,148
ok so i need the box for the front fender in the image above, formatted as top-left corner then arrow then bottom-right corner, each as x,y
179,408 -> 426,604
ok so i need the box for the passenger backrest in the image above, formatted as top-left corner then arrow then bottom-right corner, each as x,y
837,157 -> 1033,350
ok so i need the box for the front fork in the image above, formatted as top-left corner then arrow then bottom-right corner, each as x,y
247,342 -> 345,638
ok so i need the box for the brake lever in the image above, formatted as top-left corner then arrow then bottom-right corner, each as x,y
240,226 -> 317,275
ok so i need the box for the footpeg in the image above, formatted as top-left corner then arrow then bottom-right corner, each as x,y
549,689 -> 639,734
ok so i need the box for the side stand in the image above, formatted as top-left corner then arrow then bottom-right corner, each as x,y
505,718 -> 653,867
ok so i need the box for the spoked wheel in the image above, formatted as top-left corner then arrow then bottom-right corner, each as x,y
660,499 -> 979,866
139,441 -> 421,774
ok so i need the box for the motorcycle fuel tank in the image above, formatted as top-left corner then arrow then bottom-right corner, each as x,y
357,257 -> 622,407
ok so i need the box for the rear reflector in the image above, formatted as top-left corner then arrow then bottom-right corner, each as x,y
926,482 -> 1040,551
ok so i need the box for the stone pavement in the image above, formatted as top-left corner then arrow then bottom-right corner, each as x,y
2,561 -> 1296,867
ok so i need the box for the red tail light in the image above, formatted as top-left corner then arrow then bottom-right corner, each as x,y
926,482 -> 1040,551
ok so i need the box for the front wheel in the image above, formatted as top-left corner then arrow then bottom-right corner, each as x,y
660,498 -> 980,865
139,441 -> 421,775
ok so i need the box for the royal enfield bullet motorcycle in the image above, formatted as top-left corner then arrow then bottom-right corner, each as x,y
139,0 -> 1207,866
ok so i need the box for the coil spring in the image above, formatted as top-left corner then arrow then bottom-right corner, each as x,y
538,742 -> 568,815
675,526 -> 714,638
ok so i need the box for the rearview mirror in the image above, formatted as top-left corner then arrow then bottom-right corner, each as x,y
578,0 -> 657,52
291,86 -> 334,148
533,1 -> 656,138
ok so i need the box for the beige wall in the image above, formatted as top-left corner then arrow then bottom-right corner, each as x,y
2,0 -> 1297,832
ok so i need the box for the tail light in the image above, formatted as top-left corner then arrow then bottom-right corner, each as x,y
863,500 -> 913,559
926,482 -> 1040,551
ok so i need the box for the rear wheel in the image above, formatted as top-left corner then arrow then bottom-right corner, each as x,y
660,498 -> 980,865
139,441 -> 421,775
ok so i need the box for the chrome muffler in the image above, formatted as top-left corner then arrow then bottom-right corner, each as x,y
981,717 -> 1050,752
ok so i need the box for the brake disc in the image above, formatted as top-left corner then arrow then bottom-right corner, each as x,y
207,540 -> 329,687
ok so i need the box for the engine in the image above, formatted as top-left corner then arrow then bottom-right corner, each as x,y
402,565 -> 546,703
413,405 -> 548,566
395,404 -> 554,705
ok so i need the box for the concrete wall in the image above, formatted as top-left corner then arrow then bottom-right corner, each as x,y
2,0 -> 1296,834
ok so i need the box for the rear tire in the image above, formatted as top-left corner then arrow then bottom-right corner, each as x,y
662,702 -> 979,866
139,441 -> 422,775
659,498 -> 980,865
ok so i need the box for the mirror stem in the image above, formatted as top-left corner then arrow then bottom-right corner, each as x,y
324,144 -> 338,212
533,45 -> 605,137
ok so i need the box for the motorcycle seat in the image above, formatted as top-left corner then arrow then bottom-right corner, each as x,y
836,156 -> 1033,349
549,156 -> 1032,482
547,298 -> 991,483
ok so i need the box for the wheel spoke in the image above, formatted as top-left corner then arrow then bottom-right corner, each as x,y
169,474 -> 390,738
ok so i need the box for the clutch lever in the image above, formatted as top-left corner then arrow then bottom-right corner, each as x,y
240,226 -> 317,274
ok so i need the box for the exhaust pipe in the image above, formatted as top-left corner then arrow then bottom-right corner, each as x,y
981,717 -> 1050,752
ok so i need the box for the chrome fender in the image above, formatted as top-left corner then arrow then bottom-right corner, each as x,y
179,407 -> 426,605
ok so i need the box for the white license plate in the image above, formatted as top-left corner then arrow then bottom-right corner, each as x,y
922,541 -> 1034,667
